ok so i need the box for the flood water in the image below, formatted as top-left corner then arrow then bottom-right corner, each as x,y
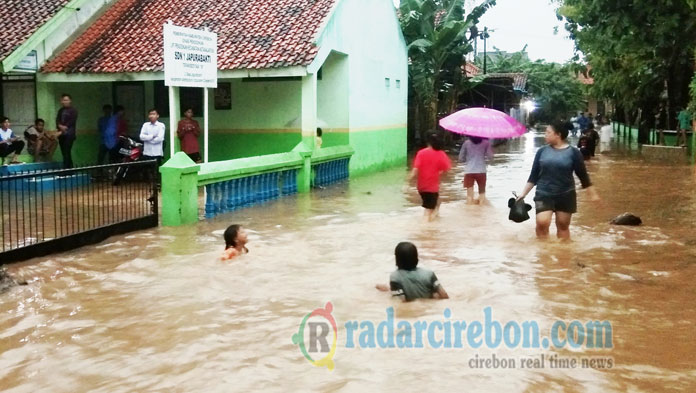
1,130 -> 695,392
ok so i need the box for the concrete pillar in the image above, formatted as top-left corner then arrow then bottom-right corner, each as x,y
297,73 -> 317,192
168,86 -> 181,157
301,73 -> 317,150
160,152 -> 200,226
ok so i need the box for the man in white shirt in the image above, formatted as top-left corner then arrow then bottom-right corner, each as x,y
139,108 -> 166,165
0,116 -> 25,165
599,118 -> 613,153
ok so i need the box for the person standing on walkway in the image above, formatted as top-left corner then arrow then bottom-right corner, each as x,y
517,122 -> 600,240
577,112 -> 589,134
140,109 -> 165,193
140,108 -> 166,166
97,104 -> 116,165
599,118 -> 613,153
458,136 -> 493,204
676,107 -> 692,147
177,108 -> 201,163
56,93 -> 78,168
409,132 -> 451,222
114,105 -> 128,138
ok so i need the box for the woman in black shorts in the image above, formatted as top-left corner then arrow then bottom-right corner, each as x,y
517,122 -> 600,240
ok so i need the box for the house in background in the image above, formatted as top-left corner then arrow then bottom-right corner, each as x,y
576,66 -> 613,118
458,64 -> 530,124
1,0 -> 407,175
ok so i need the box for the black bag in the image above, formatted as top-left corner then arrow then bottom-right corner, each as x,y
508,192 -> 532,223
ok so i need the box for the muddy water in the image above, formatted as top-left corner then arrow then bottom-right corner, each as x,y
1,131 -> 695,392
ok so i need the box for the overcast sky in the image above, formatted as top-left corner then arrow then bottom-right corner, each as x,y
475,0 -> 576,63
394,0 -> 577,64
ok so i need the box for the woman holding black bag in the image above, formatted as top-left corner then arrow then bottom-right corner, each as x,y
517,122 -> 600,240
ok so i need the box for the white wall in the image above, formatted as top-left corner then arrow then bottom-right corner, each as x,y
313,0 -> 408,130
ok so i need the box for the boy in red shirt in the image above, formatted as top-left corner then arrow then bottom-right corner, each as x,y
409,133 -> 452,221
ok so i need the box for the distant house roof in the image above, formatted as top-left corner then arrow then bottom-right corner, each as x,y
576,68 -> 594,85
42,0 -> 336,73
0,0 -> 71,63
464,62 -> 480,77
482,72 -> 528,92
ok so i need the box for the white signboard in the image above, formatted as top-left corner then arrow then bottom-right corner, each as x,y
163,24 -> 217,88
13,50 -> 38,73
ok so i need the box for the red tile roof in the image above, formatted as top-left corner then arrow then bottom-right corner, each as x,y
464,62 -> 480,77
0,0 -> 71,64
576,68 -> 594,85
42,0 -> 337,73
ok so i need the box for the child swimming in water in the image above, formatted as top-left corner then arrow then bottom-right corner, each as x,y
376,242 -> 449,301
221,224 -> 249,261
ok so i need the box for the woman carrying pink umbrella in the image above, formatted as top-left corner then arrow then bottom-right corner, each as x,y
440,107 -> 526,205
458,136 -> 494,205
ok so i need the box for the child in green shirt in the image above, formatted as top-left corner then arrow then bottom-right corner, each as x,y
376,242 -> 449,302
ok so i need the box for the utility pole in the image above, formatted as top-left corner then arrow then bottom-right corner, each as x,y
482,27 -> 489,75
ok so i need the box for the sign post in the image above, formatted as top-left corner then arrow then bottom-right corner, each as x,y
163,22 -> 217,162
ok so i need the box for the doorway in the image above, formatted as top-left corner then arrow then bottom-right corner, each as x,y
113,82 -> 145,135
1,76 -> 36,132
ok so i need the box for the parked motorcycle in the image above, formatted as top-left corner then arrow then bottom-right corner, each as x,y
112,136 -> 143,185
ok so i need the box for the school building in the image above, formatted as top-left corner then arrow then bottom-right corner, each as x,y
0,0 -> 408,174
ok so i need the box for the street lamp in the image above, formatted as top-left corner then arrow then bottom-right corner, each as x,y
472,27 -> 493,74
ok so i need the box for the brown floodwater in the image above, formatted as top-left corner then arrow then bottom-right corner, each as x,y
1,130 -> 695,392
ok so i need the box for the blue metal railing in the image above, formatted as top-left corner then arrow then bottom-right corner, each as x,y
204,169 -> 299,217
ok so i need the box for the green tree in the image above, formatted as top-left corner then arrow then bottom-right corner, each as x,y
557,0 -> 696,142
477,49 -> 585,123
399,0 -> 495,144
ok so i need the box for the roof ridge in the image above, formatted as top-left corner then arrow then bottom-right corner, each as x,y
43,0 -> 339,74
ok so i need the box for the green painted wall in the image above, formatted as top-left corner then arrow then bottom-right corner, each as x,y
34,81 -> 110,166
349,127 -> 407,175
322,131 -> 350,148
208,132 -> 301,160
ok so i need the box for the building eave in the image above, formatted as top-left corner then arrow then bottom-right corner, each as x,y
0,0 -> 97,73
37,66 -> 308,83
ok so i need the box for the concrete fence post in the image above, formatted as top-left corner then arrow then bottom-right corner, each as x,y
160,152 -> 201,226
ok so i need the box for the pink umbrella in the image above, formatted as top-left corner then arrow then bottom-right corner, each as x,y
439,107 -> 527,138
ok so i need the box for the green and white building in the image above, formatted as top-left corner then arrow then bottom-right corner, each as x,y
1,0 -> 407,175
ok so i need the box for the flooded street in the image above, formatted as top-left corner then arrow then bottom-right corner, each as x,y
1,130 -> 695,392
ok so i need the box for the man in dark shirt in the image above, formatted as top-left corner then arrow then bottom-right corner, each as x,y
577,112 -> 589,132
585,124 -> 600,156
577,132 -> 593,160
56,93 -> 78,168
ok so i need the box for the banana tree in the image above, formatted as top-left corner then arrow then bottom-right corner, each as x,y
399,0 -> 495,143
